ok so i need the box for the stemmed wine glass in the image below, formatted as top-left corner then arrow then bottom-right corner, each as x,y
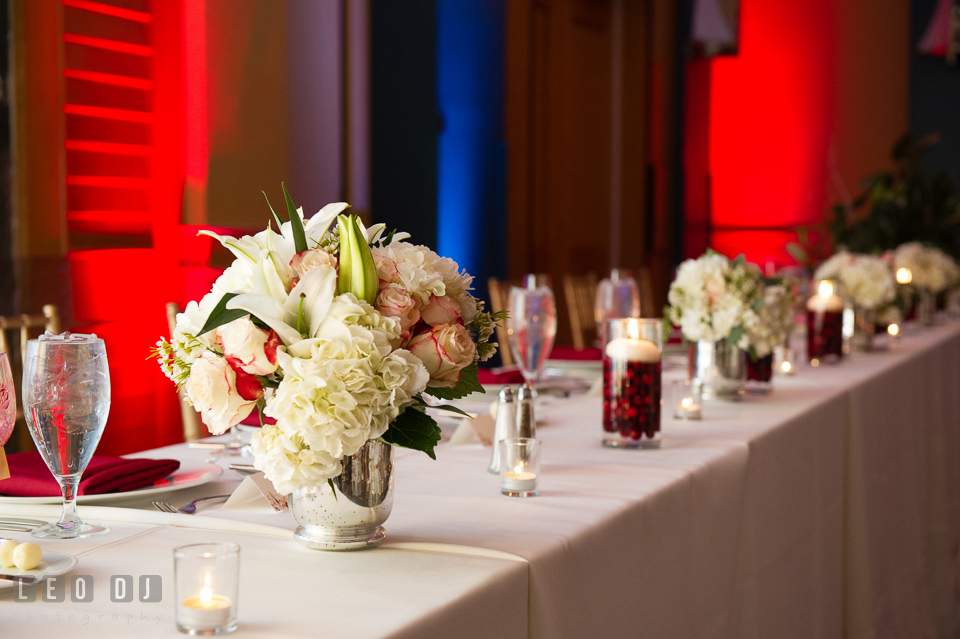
506,277 -> 558,385
23,333 -> 111,539
594,268 -> 641,345
0,352 -> 16,450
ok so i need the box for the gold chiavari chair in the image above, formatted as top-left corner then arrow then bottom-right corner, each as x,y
635,266 -> 656,317
487,277 -> 521,366
563,273 -> 598,350
166,303 -> 203,442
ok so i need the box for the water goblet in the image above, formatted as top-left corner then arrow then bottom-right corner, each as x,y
506,282 -> 558,385
23,333 -> 111,539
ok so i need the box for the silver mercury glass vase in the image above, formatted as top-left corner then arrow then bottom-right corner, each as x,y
690,339 -> 746,401
290,439 -> 394,551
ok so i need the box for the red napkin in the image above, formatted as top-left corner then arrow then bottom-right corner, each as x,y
239,411 -> 275,427
547,346 -> 603,361
0,452 -> 181,497
477,367 -> 526,385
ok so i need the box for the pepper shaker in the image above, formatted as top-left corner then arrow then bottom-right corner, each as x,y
488,386 -> 518,474
516,383 -> 537,439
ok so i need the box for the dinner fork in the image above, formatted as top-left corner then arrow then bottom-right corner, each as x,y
152,494 -> 230,515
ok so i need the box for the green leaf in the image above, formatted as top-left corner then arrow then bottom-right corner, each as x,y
427,403 -> 471,418
380,408 -> 442,460
282,182 -> 308,254
726,324 -> 744,346
750,297 -> 764,312
423,362 -> 485,401
262,191 -> 283,229
198,293 -> 248,335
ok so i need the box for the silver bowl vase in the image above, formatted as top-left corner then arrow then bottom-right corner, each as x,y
290,439 -> 394,551
689,340 -> 746,401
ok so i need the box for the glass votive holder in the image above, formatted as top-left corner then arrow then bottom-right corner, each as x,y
602,318 -> 662,449
669,379 -> 702,420
174,542 -> 240,635
806,279 -> 844,364
499,437 -> 541,497
775,345 -> 797,376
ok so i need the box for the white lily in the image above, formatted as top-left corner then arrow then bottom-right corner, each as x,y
227,265 -> 338,346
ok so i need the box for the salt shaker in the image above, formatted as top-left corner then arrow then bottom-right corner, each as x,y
487,386 -> 518,474
516,383 -> 537,439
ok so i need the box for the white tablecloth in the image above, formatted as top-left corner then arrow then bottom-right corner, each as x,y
2,322 -> 960,638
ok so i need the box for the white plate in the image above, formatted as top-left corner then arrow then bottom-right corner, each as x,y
0,461 -> 223,505
0,549 -> 78,590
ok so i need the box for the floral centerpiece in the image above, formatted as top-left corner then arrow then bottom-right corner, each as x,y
813,251 -> 896,310
892,242 -> 960,294
666,251 -> 764,399
153,186 -> 500,499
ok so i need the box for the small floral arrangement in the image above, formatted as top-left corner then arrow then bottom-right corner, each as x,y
153,186 -> 501,494
892,242 -> 960,294
666,251 -> 764,347
743,282 -> 796,359
814,251 -> 896,310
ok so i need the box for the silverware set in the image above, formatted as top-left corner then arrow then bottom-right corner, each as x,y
152,494 -> 230,515
0,517 -> 47,533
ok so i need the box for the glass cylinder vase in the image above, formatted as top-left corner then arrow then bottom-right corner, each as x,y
745,352 -> 774,395
850,306 -> 876,352
806,279 -> 844,364
689,340 -> 746,401
602,318 -> 662,449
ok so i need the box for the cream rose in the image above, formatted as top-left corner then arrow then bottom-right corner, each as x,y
420,294 -> 462,326
185,352 -> 258,435
407,323 -> 476,388
374,254 -> 400,284
220,316 -> 281,375
376,283 -> 420,336
290,249 -> 337,278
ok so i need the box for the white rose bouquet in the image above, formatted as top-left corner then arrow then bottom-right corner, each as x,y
814,251 -> 896,310
666,251 -> 764,347
892,242 -> 960,293
153,186 -> 501,494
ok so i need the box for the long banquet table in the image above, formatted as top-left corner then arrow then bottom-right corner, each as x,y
2,321 -> 960,638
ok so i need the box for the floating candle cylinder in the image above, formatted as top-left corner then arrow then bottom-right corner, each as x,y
896,268 -> 912,284
807,280 -> 844,363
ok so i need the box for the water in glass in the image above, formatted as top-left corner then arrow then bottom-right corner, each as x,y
23,332 -> 111,538
506,284 -> 557,384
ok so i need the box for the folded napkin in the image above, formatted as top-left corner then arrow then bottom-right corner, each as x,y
239,411 -> 275,427
547,346 -> 603,361
0,452 -> 180,497
477,367 -> 525,385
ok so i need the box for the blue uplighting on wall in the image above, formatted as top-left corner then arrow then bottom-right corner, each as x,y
436,0 -> 506,294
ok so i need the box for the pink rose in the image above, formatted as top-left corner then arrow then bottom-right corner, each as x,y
185,352 -> 258,435
374,254 -> 400,284
220,316 -> 281,375
407,323 -> 477,388
376,283 -> 421,336
290,249 -> 337,278
420,295 -> 462,326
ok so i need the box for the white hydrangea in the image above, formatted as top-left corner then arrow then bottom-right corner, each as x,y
255,295 -> 428,494
744,285 -> 794,358
815,251 -> 896,309
667,252 -> 763,343
893,242 -> 959,293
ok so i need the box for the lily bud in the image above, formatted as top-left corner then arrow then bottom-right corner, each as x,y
337,214 -> 379,305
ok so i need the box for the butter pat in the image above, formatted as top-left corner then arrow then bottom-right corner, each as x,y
0,539 -> 16,568
13,542 -> 42,571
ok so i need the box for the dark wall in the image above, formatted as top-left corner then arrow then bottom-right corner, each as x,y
370,0 -> 438,248
910,0 -> 960,185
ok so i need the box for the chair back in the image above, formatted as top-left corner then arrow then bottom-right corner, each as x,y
166,303 -> 203,442
635,267 -> 656,317
563,273 -> 598,350
487,277 -> 520,366
0,305 -> 60,363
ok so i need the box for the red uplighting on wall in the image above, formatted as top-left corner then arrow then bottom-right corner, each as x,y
689,0 -> 837,267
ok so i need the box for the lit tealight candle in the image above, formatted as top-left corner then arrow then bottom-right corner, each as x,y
179,574 -> 232,631
501,461 -> 538,493
781,361 -> 793,374
887,323 -> 900,337
896,268 -> 912,285
604,320 -> 660,362
806,280 -> 844,313
678,397 -> 700,413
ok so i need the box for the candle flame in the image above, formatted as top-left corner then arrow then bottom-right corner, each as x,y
681,397 -> 691,408
514,461 -> 524,476
781,361 -> 792,373
888,323 -> 900,336
818,280 -> 833,299
896,268 -> 912,284
200,587 -> 212,604
627,318 -> 639,340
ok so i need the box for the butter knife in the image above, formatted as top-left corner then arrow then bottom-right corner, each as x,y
0,574 -> 38,585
